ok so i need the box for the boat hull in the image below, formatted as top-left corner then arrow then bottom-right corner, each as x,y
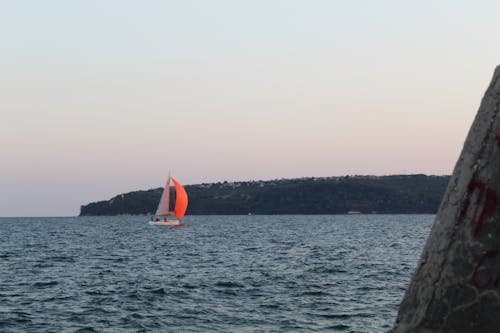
149,220 -> 186,227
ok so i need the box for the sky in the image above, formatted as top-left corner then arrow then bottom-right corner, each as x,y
1,0 -> 500,216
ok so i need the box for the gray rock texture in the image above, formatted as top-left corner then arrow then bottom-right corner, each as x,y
391,66 -> 500,333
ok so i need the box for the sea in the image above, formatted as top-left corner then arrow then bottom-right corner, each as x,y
0,215 -> 434,333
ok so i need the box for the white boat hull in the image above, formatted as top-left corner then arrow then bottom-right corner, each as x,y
149,219 -> 185,227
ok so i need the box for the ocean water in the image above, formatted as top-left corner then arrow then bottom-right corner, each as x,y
0,215 -> 433,333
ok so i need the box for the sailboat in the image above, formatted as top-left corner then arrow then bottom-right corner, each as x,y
149,175 -> 188,226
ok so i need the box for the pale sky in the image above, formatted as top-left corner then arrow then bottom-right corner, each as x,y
1,0 -> 500,216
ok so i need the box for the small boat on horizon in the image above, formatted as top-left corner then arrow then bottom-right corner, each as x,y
149,175 -> 188,226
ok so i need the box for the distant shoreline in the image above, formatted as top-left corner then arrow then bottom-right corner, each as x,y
80,174 -> 449,216
0,213 -> 439,218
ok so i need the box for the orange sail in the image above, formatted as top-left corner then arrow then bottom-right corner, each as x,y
172,177 -> 188,220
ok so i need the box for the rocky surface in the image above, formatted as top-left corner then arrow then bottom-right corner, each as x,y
391,66 -> 500,332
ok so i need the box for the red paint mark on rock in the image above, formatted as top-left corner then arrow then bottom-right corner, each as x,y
464,183 -> 500,289
496,134 -> 500,146
461,182 -> 498,236
472,250 -> 500,288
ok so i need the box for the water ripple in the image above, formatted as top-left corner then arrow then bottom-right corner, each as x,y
0,215 -> 433,332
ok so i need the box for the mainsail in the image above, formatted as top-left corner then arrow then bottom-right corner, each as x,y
155,178 -> 171,216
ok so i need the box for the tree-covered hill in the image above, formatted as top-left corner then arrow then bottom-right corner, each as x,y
79,175 -> 450,216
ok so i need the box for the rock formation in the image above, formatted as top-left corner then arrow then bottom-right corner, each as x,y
391,66 -> 500,332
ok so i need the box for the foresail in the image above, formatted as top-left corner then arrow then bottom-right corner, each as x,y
172,177 -> 188,220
